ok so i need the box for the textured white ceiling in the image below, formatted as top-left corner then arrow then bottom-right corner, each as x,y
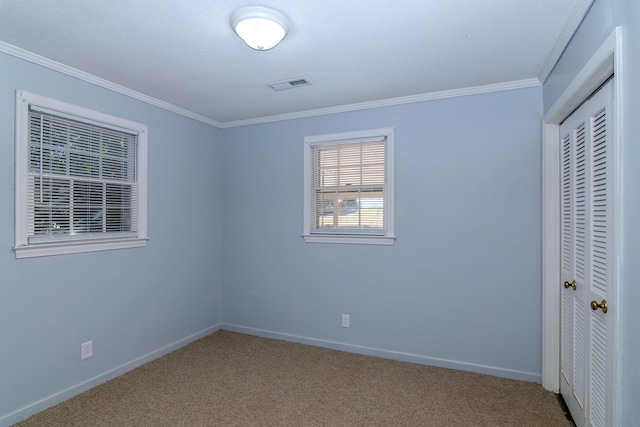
0,0 -> 584,125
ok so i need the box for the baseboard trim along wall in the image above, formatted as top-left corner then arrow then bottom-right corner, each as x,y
3,323 -> 541,426
1,324 -> 222,427
222,324 -> 542,384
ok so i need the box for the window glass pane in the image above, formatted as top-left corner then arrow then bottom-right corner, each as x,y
106,184 -> 133,232
31,177 -> 71,235
73,181 -> 104,233
102,134 -> 127,157
69,152 -> 100,177
103,158 -> 127,180
34,207 -> 71,235
106,208 -> 132,232
358,195 -> 384,231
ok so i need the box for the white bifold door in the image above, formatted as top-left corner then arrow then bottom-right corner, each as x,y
560,78 -> 615,427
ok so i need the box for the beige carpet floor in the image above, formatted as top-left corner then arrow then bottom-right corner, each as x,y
16,331 -> 573,426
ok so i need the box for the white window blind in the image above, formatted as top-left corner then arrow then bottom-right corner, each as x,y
27,108 -> 138,242
303,128 -> 394,245
14,91 -> 148,258
311,138 -> 386,234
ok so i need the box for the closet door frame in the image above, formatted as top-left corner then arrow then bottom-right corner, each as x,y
541,27 -> 623,425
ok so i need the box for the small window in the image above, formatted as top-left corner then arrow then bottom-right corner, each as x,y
14,91 -> 148,258
303,128 -> 395,245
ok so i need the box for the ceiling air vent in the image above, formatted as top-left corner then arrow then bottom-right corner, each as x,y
268,78 -> 311,91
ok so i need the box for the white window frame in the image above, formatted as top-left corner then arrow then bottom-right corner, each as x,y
14,90 -> 148,258
303,127 -> 395,245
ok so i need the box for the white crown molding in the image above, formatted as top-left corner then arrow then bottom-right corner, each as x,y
538,0 -> 595,84
1,40 -> 541,130
219,78 -> 541,128
0,41 -> 222,128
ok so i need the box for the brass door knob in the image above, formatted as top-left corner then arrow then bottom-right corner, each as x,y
564,280 -> 577,291
591,300 -> 608,314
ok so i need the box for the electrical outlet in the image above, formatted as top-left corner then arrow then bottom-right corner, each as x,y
81,340 -> 93,360
342,314 -> 350,328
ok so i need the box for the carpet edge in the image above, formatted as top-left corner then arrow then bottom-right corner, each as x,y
221,323 -> 542,383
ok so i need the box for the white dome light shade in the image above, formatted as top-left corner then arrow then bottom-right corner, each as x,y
230,6 -> 290,51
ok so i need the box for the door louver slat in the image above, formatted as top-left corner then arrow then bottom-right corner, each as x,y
589,106 -> 609,427
591,108 -> 608,295
574,124 -> 587,282
561,133 -> 573,385
573,296 -> 586,409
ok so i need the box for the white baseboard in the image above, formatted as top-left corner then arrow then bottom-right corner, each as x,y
3,322 -> 542,426
221,324 -> 542,384
1,324 -> 221,427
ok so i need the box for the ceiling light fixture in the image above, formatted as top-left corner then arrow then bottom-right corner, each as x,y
230,6 -> 290,51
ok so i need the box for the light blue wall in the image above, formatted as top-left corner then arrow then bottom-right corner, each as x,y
619,1 -> 640,425
11,3 -> 636,420
221,87 -> 544,380
0,52 -> 222,424
543,0 -> 640,423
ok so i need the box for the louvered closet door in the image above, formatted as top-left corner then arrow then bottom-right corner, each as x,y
560,78 -> 614,427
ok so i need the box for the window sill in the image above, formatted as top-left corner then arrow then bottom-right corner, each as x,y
302,234 -> 395,245
13,237 -> 148,259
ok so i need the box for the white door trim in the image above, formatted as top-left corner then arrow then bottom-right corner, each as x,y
542,27 -> 623,424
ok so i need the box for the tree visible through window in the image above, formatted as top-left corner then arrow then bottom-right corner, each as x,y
29,110 -> 136,238
14,91 -> 148,258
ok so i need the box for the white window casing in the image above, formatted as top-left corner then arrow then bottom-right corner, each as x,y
14,91 -> 148,258
303,128 -> 395,245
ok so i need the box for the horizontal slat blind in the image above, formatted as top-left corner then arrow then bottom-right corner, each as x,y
310,138 -> 386,235
27,107 -> 138,242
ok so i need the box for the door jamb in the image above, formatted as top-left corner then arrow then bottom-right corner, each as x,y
541,27 -> 623,424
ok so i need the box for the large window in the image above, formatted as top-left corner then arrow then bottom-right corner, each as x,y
303,128 -> 395,245
14,91 -> 148,258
